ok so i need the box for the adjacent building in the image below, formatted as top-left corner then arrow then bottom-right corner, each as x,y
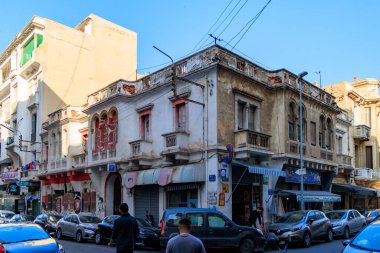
0,14 -> 137,215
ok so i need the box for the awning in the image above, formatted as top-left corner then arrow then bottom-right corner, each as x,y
134,162 -> 205,186
332,183 -> 378,197
232,160 -> 286,177
280,190 -> 341,202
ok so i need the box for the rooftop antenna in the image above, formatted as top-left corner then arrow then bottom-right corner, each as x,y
208,34 -> 222,45
315,71 -> 322,88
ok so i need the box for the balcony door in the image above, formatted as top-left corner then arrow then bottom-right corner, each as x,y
366,146 -> 373,169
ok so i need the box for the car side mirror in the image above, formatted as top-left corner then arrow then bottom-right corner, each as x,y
342,240 -> 350,247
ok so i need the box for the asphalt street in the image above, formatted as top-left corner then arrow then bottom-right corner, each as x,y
59,238 -> 346,253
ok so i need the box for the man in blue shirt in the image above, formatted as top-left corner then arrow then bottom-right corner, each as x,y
109,203 -> 139,253
166,218 -> 206,253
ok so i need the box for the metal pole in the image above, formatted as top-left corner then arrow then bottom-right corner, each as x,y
298,71 -> 308,210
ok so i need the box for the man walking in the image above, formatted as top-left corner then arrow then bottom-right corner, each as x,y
108,203 -> 139,253
166,218 -> 206,253
250,206 -> 264,228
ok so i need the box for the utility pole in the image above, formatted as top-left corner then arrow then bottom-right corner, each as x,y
298,71 -> 308,211
153,46 -> 176,96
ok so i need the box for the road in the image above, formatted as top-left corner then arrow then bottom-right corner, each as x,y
59,238 -> 346,253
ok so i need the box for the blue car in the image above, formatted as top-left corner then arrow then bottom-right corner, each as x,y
0,223 -> 65,253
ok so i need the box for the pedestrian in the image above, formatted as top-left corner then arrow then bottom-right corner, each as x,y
108,203 -> 139,253
166,218 -> 206,253
250,206 -> 264,228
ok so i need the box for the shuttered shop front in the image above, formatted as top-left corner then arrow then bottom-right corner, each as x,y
134,185 -> 159,226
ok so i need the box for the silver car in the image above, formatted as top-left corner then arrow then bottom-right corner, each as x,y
326,209 -> 366,239
56,213 -> 101,242
268,210 -> 333,248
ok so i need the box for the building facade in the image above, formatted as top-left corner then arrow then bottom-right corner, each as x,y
0,14 -> 137,215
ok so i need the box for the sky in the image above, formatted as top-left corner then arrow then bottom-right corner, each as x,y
0,0 -> 379,86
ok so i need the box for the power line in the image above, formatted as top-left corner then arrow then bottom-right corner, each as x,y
231,0 -> 273,50
216,0 -> 249,38
191,0 -> 235,52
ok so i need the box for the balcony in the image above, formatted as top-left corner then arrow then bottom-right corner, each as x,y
234,130 -> 272,159
354,168 -> 374,181
162,131 -> 190,162
19,53 -> 40,80
128,140 -> 154,168
90,149 -> 118,163
72,154 -> 86,167
27,93 -> 39,109
320,149 -> 334,161
286,140 -> 306,155
353,125 -> 370,141
336,154 -> 353,167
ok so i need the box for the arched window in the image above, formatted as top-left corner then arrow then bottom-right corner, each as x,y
108,109 -> 118,151
319,115 -> 326,148
99,113 -> 108,151
326,118 -> 333,150
288,102 -> 297,140
92,116 -> 100,154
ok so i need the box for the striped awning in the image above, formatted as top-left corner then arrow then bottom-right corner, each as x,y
232,160 -> 286,177
281,190 -> 341,203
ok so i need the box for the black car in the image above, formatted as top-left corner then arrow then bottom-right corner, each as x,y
34,213 -> 63,234
0,223 -> 65,252
95,215 -> 160,249
160,208 -> 266,253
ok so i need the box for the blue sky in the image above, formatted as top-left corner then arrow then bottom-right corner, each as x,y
0,0 -> 379,85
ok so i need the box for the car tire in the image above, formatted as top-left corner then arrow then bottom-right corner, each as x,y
302,232 -> 311,248
76,230 -> 83,243
95,232 -> 103,245
239,238 -> 255,253
343,227 -> 350,239
56,228 -> 63,240
326,229 -> 333,242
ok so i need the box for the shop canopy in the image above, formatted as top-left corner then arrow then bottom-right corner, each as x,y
232,160 -> 286,177
332,183 -> 379,197
280,190 -> 341,203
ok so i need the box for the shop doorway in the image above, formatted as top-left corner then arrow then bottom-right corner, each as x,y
105,173 -> 122,216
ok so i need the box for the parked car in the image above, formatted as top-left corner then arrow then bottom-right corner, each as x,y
95,215 -> 160,249
56,213 -> 101,242
342,220 -> 380,252
326,209 -> 366,238
0,210 -> 15,222
365,209 -> 380,224
34,213 -> 63,233
9,214 -> 31,223
0,223 -> 65,252
160,208 -> 266,253
268,210 -> 333,248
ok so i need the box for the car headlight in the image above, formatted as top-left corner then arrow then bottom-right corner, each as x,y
139,230 -> 145,235
255,228 -> 264,236
57,243 -> 65,253
84,229 -> 95,234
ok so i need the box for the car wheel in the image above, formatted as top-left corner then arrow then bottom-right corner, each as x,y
95,232 -> 103,245
302,232 -> 311,248
326,229 -> 333,242
56,228 -> 63,240
343,227 -> 350,239
239,238 -> 255,253
76,230 -> 83,243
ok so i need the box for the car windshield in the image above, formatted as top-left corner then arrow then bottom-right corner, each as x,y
49,215 -> 61,223
326,211 -> 347,220
351,225 -> 380,251
0,212 -> 14,219
0,225 -> 49,244
137,218 -> 153,227
79,216 -> 101,224
276,212 -> 306,223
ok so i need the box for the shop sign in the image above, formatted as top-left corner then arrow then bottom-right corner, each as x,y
20,186 -> 29,194
218,193 -> 225,206
16,180 -> 30,187
222,184 -> 229,193
8,184 -> 18,194
124,172 -> 137,188
209,175 -> 216,182
158,168 -> 173,186
220,163 -> 229,182
207,192 -> 217,206
107,163 -> 116,172
2,171 -> 19,180
268,189 -> 274,195
285,167 -> 321,185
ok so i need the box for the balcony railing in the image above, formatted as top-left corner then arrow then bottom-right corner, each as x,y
336,154 -> 352,166
321,150 -> 334,161
131,142 -> 140,155
129,140 -> 153,157
353,125 -> 370,141
235,130 -> 271,149
72,154 -> 86,166
354,168 -> 374,180
287,140 -> 306,155
163,131 -> 189,149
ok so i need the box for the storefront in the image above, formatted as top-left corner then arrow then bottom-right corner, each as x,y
332,183 -> 379,211
134,185 -> 159,226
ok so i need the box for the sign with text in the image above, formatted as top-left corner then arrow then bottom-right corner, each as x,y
285,167 -> 321,185
16,180 -> 30,187
2,172 -> 19,180
107,163 -> 116,172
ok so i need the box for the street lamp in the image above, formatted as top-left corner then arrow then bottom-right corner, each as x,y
298,71 -> 308,210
